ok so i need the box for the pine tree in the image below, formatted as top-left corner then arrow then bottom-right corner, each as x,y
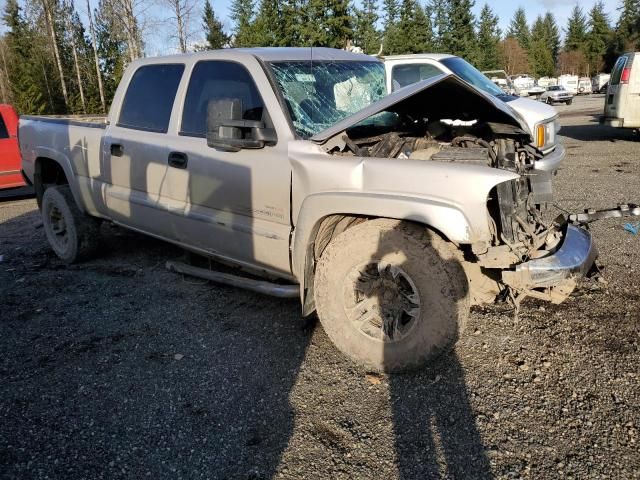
383,0 -> 399,28
508,7 -> 530,51
385,0 -> 432,54
440,0 -> 477,61
476,3 -> 501,70
2,0 -> 48,113
542,12 -> 560,66
281,0 -> 302,45
354,0 -> 381,54
585,1 -> 611,74
202,0 -> 228,49
230,0 -> 256,46
430,0 -> 447,52
606,0 -> 639,65
253,0 -> 282,46
564,5 -> 588,51
95,0 -> 128,103
299,0 -> 353,48
529,15 -> 555,77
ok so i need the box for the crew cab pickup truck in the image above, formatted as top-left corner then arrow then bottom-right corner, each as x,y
0,104 -> 27,189
20,48 -> 599,372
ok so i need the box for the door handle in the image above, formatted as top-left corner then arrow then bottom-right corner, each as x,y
168,151 -> 188,169
110,143 -> 124,156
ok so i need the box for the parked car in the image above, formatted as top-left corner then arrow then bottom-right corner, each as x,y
0,104 -> 27,190
540,85 -> 574,105
601,52 -> 640,131
383,54 -> 564,163
20,48 -> 598,372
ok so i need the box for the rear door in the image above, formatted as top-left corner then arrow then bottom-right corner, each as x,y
606,54 -> 630,120
102,63 -> 185,239
0,107 -> 25,189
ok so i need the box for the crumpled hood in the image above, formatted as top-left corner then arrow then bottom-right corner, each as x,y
311,73 -> 531,144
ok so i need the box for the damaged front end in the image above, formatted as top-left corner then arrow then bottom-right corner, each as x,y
310,73 -> 610,307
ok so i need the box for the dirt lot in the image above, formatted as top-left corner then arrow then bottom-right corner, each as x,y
1,95 -> 639,479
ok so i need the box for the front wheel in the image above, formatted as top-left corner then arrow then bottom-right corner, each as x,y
546,97 -> 553,105
314,219 -> 470,372
566,99 -> 573,105
41,185 -> 101,263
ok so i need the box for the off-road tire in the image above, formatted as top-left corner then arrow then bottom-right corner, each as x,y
41,185 -> 100,263
314,219 -> 470,373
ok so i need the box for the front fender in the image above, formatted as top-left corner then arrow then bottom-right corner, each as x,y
291,191 -> 474,281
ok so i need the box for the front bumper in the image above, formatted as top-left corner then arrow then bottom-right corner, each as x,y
503,224 -> 598,289
534,143 -> 565,173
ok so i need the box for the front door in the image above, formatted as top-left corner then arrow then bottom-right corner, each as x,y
0,108 -> 25,189
163,60 -> 292,275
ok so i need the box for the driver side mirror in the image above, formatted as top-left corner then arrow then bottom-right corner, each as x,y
206,98 -> 276,152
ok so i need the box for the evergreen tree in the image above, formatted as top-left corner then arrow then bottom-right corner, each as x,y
440,0 -> 477,61
253,0 -> 283,46
606,0 -> 639,65
383,0 -> 399,28
476,3 -> 501,70
585,1 -> 611,74
430,0 -> 448,52
202,0 -> 228,49
354,0 -> 381,54
299,0 -> 353,48
281,0 -> 302,45
95,0 -> 127,103
230,0 -> 256,46
2,0 -> 48,113
508,7 -> 530,50
542,12 -> 560,66
529,15 -> 555,77
385,0 -> 432,54
564,5 -> 588,51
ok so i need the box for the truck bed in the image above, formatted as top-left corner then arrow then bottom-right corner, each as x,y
20,115 -> 107,129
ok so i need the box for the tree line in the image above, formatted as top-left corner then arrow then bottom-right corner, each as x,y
1,0 -> 639,115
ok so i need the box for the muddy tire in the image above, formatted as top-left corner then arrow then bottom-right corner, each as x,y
314,219 -> 469,373
41,185 -> 100,263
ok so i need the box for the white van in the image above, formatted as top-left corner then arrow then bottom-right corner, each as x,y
602,52 -> 640,130
558,74 -> 579,94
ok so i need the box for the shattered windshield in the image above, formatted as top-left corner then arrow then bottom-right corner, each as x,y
268,61 -> 387,138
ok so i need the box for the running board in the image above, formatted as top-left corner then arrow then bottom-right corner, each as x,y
165,260 -> 300,298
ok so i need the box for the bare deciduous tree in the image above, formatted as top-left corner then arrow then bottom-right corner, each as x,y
41,0 -> 69,108
159,0 -> 198,53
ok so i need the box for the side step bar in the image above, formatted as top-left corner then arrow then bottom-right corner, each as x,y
165,260 -> 300,298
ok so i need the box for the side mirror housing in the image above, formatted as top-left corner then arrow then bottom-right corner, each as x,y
206,98 -> 276,151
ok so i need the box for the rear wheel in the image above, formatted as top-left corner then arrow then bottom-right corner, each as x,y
41,185 -> 101,263
314,219 -> 470,372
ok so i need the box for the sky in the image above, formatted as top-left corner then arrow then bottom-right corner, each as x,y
0,0 -> 624,56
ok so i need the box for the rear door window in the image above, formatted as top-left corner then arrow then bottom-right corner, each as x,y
181,61 -> 266,137
391,64 -> 443,90
118,64 -> 185,133
610,55 -> 629,86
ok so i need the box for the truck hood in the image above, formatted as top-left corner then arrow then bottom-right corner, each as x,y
503,96 -> 557,134
310,73 -> 531,144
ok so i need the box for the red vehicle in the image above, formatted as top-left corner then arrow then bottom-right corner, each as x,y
0,104 -> 27,189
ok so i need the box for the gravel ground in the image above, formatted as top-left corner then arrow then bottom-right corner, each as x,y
1,95 -> 639,479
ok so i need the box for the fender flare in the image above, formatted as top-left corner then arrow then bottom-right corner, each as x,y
33,147 -> 86,213
291,192 -> 483,313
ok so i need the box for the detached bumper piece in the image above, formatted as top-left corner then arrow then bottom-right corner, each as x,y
502,225 -> 598,302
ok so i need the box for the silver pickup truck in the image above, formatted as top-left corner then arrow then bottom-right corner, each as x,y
20,48 -> 599,372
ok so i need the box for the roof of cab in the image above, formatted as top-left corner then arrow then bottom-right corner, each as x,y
129,47 -> 380,65
382,53 -> 455,61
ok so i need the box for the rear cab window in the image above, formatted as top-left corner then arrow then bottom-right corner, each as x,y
118,63 -> 185,133
391,64 -> 443,91
180,60 -> 269,138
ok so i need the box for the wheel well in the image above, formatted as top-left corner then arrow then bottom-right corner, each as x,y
34,157 -> 68,207
301,215 -> 451,316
